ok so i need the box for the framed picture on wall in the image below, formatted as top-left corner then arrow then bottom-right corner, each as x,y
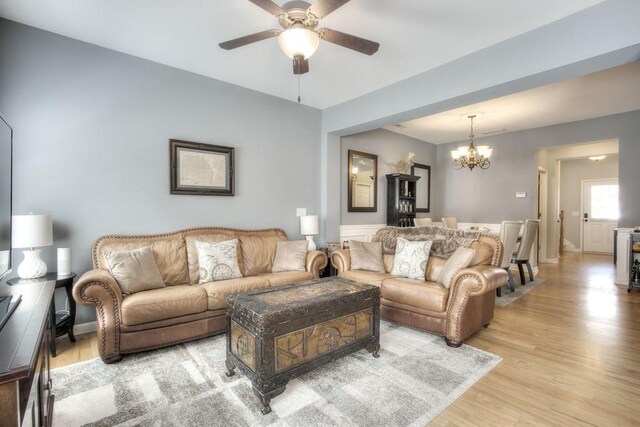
411,163 -> 431,212
170,139 -> 235,196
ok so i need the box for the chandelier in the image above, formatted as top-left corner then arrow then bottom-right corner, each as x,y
451,114 -> 492,171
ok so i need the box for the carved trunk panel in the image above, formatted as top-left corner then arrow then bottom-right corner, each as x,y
230,320 -> 256,372
275,309 -> 373,373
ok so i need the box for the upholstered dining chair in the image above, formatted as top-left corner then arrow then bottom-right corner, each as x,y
442,217 -> 458,229
513,219 -> 540,285
414,217 -> 432,226
497,220 -> 523,296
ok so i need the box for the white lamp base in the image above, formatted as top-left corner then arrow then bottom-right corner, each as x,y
17,249 -> 48,279
305,235 -> 317,251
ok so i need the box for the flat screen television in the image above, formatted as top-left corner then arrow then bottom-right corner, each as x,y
0,113 -> 12,281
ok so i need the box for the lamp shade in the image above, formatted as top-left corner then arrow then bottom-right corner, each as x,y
300,215 -> 319,236
12,214 -> 53,248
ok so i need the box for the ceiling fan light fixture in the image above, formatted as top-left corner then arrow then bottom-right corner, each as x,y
278,24 -> 320,59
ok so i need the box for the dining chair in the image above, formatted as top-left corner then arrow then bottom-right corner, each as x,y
442,217 -> 458,229
497,220 -> 523,296
414,217 -> 432,226
512,219 -> 540,285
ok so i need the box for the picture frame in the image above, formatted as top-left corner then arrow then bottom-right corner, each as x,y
170,139 -> 235,196
411,163 -> 431,213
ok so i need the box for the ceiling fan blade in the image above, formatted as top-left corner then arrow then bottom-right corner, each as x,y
219,29 -> 281,50
318,28 -> 379,55
309,0 -> 351,19
248,0 -> 285,16
293,58 -> 309,75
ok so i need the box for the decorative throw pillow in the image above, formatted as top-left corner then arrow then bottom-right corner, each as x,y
438,247 -> 476,289
105,246 -> 165,294
195,239 -> 242,283
272,240 -> 308,272
349,241 -> 385,272
390,238 -> 433,280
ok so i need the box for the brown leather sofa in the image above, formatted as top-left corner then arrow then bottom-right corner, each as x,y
73,227 -> 327,363
331,231 -> 507,347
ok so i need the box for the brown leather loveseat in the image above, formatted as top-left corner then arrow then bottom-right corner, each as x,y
73,227 -> 327,363
331,227 -> 507,347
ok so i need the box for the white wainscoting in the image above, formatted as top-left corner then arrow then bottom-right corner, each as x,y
339,224 -> 386,245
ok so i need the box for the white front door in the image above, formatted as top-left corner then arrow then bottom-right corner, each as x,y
582,179 -> 618,253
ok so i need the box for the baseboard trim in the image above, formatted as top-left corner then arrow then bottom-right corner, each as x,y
74,321 -> 97,336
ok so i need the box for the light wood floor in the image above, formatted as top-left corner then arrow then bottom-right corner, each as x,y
51,253 -> 640,425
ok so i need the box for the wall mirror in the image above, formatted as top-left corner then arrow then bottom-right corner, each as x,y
411,163 -> 431,213
348,150 -> 378,212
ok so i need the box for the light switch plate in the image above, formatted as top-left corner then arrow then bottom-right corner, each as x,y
515,192 -> 527,199
296,208 -> 307,217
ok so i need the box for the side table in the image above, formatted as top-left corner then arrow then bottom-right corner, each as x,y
8,272 -> 77,357
319,247 -> 337,278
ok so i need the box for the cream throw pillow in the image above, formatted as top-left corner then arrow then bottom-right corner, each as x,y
349,241 -> 385,272
195,239 -> 242,283
390,238 -> 433,280
438,247 -> 476,289
105,246 -> 165,294
272,240 -> 308,272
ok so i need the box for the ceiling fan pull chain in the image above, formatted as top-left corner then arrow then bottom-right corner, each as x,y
297,75 -> 301,103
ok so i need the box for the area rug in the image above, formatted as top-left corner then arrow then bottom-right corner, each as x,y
496,278 -> 547,307
52,321 -> 501,427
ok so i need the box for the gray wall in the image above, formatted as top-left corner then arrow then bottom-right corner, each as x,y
0,19 -> 321,323
435,111 -> 640,231
340,129 -> 436,225
560,155 -> 619,248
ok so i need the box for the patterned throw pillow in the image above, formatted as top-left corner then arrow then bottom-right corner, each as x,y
390,238 -> 433,280
349,241 -> 385,272
195,239 -> 242,283
438,247 -> 476,289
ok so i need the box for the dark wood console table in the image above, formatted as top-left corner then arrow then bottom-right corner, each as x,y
8,273 -> 77,357
0,281 -> 55,427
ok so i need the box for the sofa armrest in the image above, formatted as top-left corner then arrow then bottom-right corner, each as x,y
450,265 -> 508,297
445,265 -> 508,344
306,250 -> 328,279
330,249 -> 351,274
72,269 -> 124,363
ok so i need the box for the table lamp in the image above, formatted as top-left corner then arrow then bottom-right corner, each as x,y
300,214 -> 319,251
12,214 -> 53,279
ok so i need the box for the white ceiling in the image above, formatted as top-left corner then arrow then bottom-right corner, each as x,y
0,0 -> 604,109
385,61 -> 640,144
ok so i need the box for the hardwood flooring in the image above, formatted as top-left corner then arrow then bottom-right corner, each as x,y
51,253 -> 640,425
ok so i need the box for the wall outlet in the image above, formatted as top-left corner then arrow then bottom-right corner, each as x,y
296,208 -> 307,217
515,192 -> 527,198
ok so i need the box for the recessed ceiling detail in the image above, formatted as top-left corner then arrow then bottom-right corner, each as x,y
385,61 -> 640,144
0,0 -> 605,108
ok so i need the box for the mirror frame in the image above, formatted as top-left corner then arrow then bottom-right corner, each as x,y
348,149 -> 378,212
411,163 -> 431,213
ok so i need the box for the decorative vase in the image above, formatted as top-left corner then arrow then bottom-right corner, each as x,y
17,249 -> 47,279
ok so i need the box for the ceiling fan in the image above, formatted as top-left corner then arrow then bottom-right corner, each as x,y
219,0 -> 380,75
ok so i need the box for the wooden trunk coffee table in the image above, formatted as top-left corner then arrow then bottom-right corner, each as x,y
225,277 -> 380,414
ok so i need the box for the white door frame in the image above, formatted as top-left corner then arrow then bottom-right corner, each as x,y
537,167 -> 548,262
580,177 -> 618,252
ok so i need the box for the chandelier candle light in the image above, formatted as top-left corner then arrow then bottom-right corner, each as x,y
451,115 -> 493,171
12,214 -> 53,279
